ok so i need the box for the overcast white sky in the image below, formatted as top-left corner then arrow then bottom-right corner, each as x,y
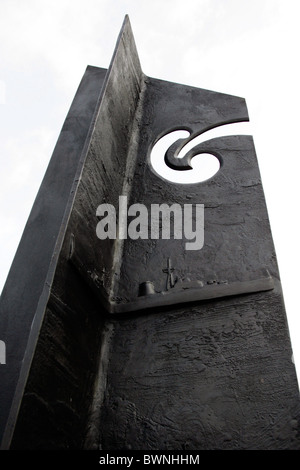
0,0 -> 299,381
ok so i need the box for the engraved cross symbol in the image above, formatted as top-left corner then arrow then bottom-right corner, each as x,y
163,257 -> 177,291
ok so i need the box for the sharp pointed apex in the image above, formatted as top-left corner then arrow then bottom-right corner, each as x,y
123,14 -> 131,27
119,14 -> 133,39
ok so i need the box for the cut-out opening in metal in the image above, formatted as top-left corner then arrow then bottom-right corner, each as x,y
150,122 -> 251,184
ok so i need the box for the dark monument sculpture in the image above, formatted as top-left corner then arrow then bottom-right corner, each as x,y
0,16 -> 299,450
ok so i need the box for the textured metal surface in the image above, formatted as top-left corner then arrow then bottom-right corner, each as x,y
1,16 -> 299,450
67,42 -> 276,315
102,76 -> 275,314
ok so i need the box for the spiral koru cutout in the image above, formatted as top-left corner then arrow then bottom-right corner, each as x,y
150,121 -> 251,184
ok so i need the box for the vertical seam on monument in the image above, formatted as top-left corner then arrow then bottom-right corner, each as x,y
83,322 -> 115,449
109,75 -> 147,306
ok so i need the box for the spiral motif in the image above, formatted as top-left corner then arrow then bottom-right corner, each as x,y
150,121 -> 251,184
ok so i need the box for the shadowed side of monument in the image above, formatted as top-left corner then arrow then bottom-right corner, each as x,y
0,16 -> 144,449
0,65 -> 107,448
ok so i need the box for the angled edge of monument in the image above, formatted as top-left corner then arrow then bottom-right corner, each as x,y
0,68 -> 108,447
0,13 -> 147,451
0,15 -> 130,451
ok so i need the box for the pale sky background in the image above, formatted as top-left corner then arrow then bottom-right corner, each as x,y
0,0 -> 299,382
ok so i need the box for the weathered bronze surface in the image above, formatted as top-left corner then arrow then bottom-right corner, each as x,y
0,16 -> 299,450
